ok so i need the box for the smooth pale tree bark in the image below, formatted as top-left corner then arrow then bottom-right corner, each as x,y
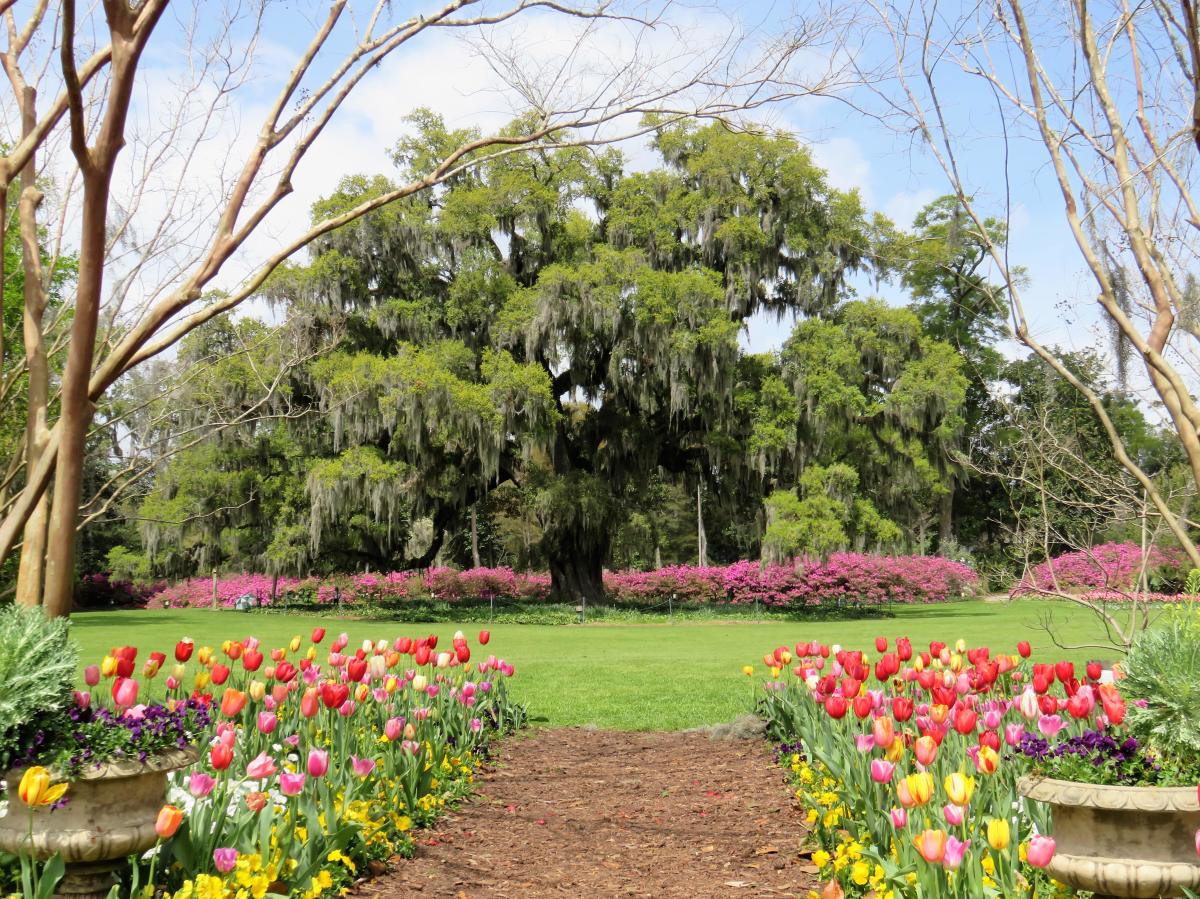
14,85 -> 49,608
696,481 -> 708,567
42,0 -> 167,616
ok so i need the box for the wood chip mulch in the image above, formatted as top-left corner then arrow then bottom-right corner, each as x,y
356,727 -> 817,899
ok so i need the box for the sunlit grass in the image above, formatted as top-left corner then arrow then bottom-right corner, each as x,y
70,599 -> 1123,731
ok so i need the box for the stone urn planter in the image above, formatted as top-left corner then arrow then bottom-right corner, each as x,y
0,746 -> 198,899
1019,774 -> 1200,898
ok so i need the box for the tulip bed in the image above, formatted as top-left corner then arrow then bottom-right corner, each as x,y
754,636 -> 1128,898
1,627 -> 523,898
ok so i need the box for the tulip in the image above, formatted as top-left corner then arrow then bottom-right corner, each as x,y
942,836 -> 969,870
951,706 -> 978,735
385,717 -> 403,741
112,677 -> 139,708
210,743 -> 233,770
914,735 -> 938,767
280,772 -> 306,796
210,664 -> 230,686
1017,640 -> 1031,657
944,773 -> 975,806
307,748 -> 329,778
74,690 -> 91,710
479,630 -> 490,645
289,635 -> 302,653
245,791 -> 268,812
855,734 -> 876,753
213,848 -> 238,874
943,803 -> 964,826
975,744 -> 1000,774
986,818 -> 1011,850
873,716 -> 895,749
1027,835 -> 1056,868
1004,723 -> 1025,746
220,688 -> 247,718
257,711 -> 278,735
155,805 -> 184,839
84,664 -> 100,686
913,828 -> 947,863
246,752 -> 277,779
412,674 -> 428,693
1038,714 -> 1066,738
175,639 -> 194,663
870,759 -> 895,783
17,767 -> 67,807
351,755 -> 376,777
889,807 -> 907,828
301,687 -> 319,718
897,772 -> 933,808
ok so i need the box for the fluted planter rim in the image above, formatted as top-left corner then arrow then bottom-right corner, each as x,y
1018,773 -> 1200,812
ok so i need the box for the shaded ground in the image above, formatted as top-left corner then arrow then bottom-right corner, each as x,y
359,728 -> 816,898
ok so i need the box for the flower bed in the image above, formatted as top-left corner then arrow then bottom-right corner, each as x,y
1012,542 -> 1187,595
143,554 -> 978,610
0,625 -> 522,898
750,634 -> 1175,898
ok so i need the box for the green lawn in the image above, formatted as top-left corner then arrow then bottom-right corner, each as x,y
70,600 -> 1125,731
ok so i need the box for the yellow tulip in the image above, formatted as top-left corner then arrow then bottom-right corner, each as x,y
944,772 -> 975,806
986,818 -> 1011,851
742,665 -> 754,677
248,680 -> 266,702
903,772 -> 934,806
100,656 -> 117,678
885,738 -> 904,763
18,767 -> 67,807
194,671 -> 211,691
289,636 -> 302,653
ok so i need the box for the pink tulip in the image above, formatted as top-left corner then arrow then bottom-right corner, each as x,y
1004,723 -> 1025,746
245,752 -> 277,780
257,711 -> 278,734
351,755 -> 375,777
870,759 -> 895,784
1038,714 -> 1066,738
942,836 -> 970,870
332,633 -> 348,652
889,807 -> 907,828
188,772 -> 216,798
284,734 -> 300,747
470,718 -> 483,733
112,677 -> 139,708
338,700 -> 356,717
84,665 -> 100,686
855,734 -> 876,753
307,749 -> 329,778
213,848 -> 238,874
943,803 -> 964,826
1027,835 -> 1056,868
983,709 -> 1002,730
384,718 -> 403,741
401,740 -> 420,755
73,690 -> 91,710
279,772 -> 306,796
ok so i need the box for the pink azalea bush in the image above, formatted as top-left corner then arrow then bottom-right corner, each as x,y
143,554 -> 978,610
1012,542 -> 1187,596
605,554 -> 979,606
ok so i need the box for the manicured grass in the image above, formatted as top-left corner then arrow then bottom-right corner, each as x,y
69,599 -> 1125,731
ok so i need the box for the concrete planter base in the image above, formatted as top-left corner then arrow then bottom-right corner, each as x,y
1019,774 -> 1200,898
0,747 -> 198,899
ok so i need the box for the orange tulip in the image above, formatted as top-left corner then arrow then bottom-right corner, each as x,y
155,805 -> 184,839
913,828 -> 948,863
220,688 -> 247,718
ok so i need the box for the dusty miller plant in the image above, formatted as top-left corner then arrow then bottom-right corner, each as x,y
1121,607 -> 1200,765
0,605 -> 77,769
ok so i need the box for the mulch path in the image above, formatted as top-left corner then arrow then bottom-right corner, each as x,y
358,727 -> 817,899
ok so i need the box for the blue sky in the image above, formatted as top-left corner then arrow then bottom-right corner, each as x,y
144,0 -> 1107,363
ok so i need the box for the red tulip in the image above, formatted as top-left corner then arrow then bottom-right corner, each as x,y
1017,640 -> 1031,658
825,696 -> 849,719
852,695 -> 873,719
311,627 -> 326,644
210,664 -> 230,686
115,656 -> 135,679
478,630 -> 490,645
1039,695 -> 1059,716
952,706 -> 978,735
979,730 -> 1001,751
841,677 -> 862,698
893,696 -> 914,722
347,658 -> 367,682
398,637 -> 412,654
426,634 -> 438,649
210,743 -> 233,770
240,649 -> 262,672
275,661 -> 297,683
1055,661 -> 1075,683
457,644 -> 471,664
414,645 -> 431,666
1086,661 -> 1103,681
896,637 -> 912,661
320,682 -> 349,709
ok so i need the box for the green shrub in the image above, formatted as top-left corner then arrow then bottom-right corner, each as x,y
1122,605 -> 1200,766
0,605 -> 77,770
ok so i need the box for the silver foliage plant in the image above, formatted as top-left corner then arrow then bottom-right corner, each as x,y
0,605 -> 78,765
1121,608 -> 1200,762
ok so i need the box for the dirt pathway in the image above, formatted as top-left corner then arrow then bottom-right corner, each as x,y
359,728 -> 815,899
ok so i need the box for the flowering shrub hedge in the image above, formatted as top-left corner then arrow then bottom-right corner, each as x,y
1013,542 -> 1187,596
605,555 -> 978,606
754,635 -> 1129,897
144,554 -> 977,610
76,572 -> 166,609
2,627 -> 522,898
